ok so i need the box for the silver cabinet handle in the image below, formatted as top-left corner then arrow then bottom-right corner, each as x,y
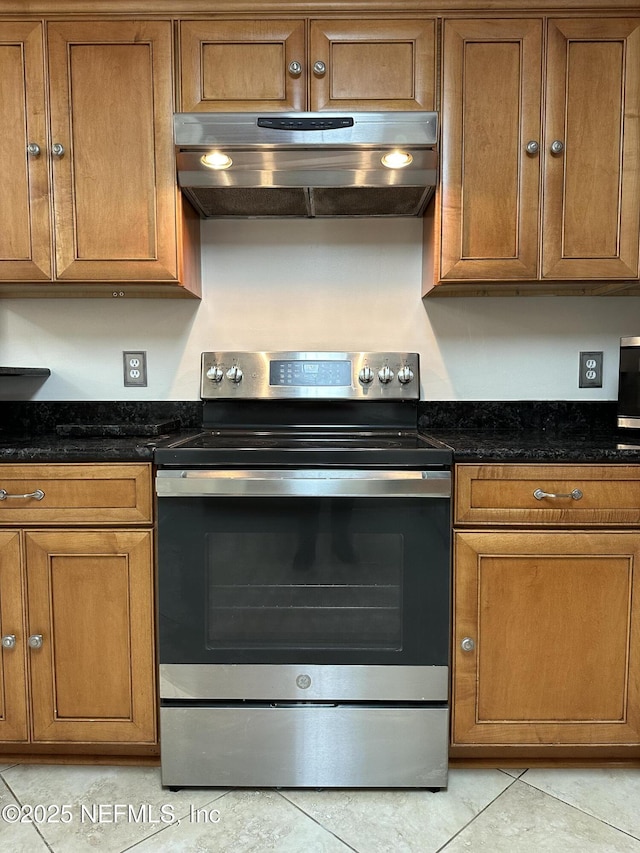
27,142 -> 41,157
313,60 -> 326,75
288,60 -> 302,75
1,635 -> 16,650
550,140 -> 564,155
51,143 -> 65,157
461,637 -> 475,652
525,140 -> 539,155
533,488 -> 583,501
28,634 -> 43,649
0,488 -> 45,501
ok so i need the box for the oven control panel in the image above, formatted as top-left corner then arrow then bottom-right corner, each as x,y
200,351 -> 420,400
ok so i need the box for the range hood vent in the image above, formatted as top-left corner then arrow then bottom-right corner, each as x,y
174,112 -> 438,219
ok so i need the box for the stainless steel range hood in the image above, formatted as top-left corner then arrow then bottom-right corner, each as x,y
174,112 -> 438,219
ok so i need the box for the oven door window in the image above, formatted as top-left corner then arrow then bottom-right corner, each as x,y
158,496 -> 449,666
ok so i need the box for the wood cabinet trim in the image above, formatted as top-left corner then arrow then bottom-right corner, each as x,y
2,2 -> 640,15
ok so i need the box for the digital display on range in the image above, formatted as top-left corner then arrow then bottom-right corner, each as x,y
269,360 -> 352,386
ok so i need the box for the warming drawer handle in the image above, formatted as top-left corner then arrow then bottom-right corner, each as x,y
0,488 -> 45,501
533,488 -> 583,501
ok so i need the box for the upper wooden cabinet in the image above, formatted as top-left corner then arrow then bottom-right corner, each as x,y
180,20 -> 306,112
0,23 -> 51,282
179,18 -> 436,112
0,19 -> 200,297
433,17 -> 640,292
542,18 -> 640,280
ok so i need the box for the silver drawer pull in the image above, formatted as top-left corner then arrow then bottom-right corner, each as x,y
0,488 -> 45,501
28,634 -> 43,650
1,634 -> 16,650
533,488 -> 583,501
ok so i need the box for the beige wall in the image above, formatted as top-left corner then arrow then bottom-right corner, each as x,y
2,218 -> 640,401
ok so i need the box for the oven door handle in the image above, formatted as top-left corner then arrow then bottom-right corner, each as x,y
156,469 -> 450,498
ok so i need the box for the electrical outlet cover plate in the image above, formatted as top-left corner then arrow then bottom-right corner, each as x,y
579,351 -> 603,388
123,351 -> 147,387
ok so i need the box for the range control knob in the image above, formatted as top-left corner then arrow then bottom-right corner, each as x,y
206,366 -> 223,383
397,365 -> 415,385
378,365 -> 394,384
226,365 -> 243,383
358,366 -> 374,384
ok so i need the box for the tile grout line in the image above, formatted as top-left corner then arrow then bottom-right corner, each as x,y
275,789 -> 361,853
0,771 -> 56,853
96,788 -> 235,853
516,776 -> 640,845
433,773 -> 523,853
0,766 -> 233,853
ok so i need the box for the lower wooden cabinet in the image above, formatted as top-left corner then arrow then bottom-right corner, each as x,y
0,529 -> 156,748
453,528 -> 640,748
0,463 -> 156,756
0,532 -> 29,742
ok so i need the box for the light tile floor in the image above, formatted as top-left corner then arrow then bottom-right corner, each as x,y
0,763 -> 638,852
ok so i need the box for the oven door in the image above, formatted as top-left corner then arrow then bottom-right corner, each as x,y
156,469 -> 450,698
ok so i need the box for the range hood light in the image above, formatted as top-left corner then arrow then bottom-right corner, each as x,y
200,151 -> 233,170
175,112 -> 439,218
381,150 -> 413,169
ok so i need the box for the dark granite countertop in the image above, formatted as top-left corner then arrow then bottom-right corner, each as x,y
417,400 -> 640,463
0,432 -> 165,463
421,428 -> 640,463
0,401 -> 202,463
1,399 -> 639,466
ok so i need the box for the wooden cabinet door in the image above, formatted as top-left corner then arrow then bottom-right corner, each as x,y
542,19 -> 640,280
47,21 -> 179,282
440,19 -> 543,282
25,530 -> 156,744
0,22 -> 51,282
453,531 -> 640,746
309,19 -> 436,111
0,533 -> 28,742
179,20 -> 306,112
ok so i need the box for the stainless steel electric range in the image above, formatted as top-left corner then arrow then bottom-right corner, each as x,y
155,351 -> 452,790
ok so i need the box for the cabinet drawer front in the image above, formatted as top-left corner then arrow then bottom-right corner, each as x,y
455,464 -> 640,526
0,464 -> 152,525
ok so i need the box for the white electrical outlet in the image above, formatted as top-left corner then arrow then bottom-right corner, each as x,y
579,351 -> 603,388
123,351 -> 147,387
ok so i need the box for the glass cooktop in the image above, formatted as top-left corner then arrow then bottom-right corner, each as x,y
154,429 -> 453,468
167,429 -> 441,451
